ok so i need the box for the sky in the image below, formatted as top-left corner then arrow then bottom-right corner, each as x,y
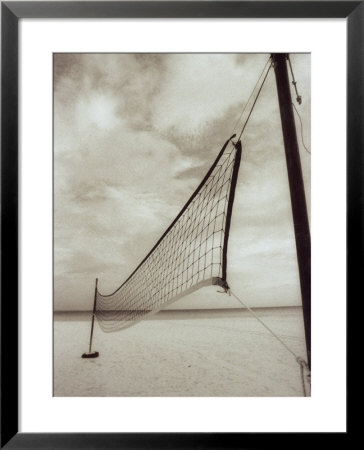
54,53 -> 310,311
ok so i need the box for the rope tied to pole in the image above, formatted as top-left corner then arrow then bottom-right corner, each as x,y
287,55 -> 302,105
296,356 -> 311,397
230,57 -> 271,137
292,102 -> 311,154
228,288 -> 310,396
237,61 -> 272,142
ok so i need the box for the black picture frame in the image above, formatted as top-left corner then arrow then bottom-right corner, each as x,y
1,1 -> 356,448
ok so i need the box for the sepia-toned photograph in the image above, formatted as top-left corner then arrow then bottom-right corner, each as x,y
53,53 -> 311,397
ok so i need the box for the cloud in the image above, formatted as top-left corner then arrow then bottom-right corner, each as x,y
152,54 -> 270,134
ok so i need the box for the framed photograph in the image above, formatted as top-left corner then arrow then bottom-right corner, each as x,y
2,1 -> 356,447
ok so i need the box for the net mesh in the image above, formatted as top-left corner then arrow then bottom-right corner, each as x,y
95,136 -> 242,332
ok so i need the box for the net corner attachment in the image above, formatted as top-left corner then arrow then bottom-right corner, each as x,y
234,140 -> 242,152
81,351 -> 99,359
229,134 -> 242,152
212,277 -> 230,293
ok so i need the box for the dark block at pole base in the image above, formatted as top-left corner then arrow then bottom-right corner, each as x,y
81,351 -> 99,359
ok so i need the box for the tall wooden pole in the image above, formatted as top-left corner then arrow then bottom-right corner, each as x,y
88,278 -> 98,353
271,53 -> 311,369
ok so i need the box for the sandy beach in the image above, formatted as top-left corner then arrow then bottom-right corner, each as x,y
54,307 -> 309,397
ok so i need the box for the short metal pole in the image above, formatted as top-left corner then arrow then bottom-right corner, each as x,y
88,278 -> 98,354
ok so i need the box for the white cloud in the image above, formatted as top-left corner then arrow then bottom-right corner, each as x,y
75,94 -> 121,131
152,54 -> 269,135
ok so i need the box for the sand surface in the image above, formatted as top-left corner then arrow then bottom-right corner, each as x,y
54,307 -> 310,397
